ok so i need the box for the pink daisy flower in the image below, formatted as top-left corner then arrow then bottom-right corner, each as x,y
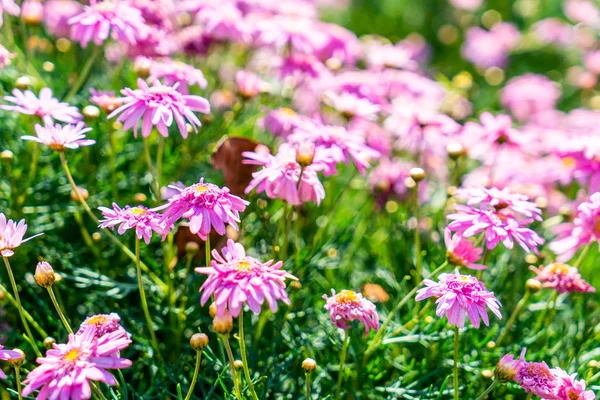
108,79 -> 210,139
243,143 -> 328,206
146,58 -> 208,95
89,89 -> 124,113
77,313 -> 127,339
0,213 -> 42,257
515,357 -> 559,399
551,368 -> 596,400
415,272 -> 502,328
495,349 -> 526,382
69,0 -> 148,48
323,289 -> 379,336
158,179 -> 249,241
98,203 -> 164,244
1,87 -> 82,124
21,122 -> 95,151
460,112 -> 525,161
196,239 -> 297,317
530,263 -> 595,293
0,345 -> 23,379
550,192 -> 600,262
22,325 -> 132,400
455,186 -> 543,221
447,205 -> 545,253
444,229 -> 486,270
0,0 -> 19,27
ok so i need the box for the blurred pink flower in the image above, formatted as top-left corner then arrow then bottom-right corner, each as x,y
243,142 -> 328,205
584,50 -> 600,75
501,74 -> 561,122
193,3 -> 250,43
98,203 -> 164,244
146,57 -> 208,94
530,263 -> 595,293
455,186 -> 542,220
0,44 -> 14,69
445,229 -> 486,270
462,23 -> 520,69
564,0 -> 600,27
263,107 -> 312,138
108,79 -> 210,139
551,368 -> 596,400
21,0 -> 42,24
415,272 -> 502,328
279,53 -> 330,83
158,179 -> 248,240
533,18 -> 574,47
43,0 -> 82,37
323,289 -> 379,336
0,0 -> 19,27
363,40 -> 418,70
196,239 -> 297,317
235,70 -> 265,98
2,87 -> 82,123
0,214 -> 42,257
21,122 -> 94,151
89,89 -> 124,114
448,0 -> 482,10
22,325 -> 132,399
69,0 -> 148,48
368,158 -> 413,203
0,345 -> 22,379
322,91 -> 381,120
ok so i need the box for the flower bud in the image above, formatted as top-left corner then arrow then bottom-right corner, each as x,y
409,168 -> 425,182
0,150 -> 13,162
190,333 -> 209,351
526,279 -> 542,293
446,143 -> 466,159
185,241 -> 200,254
133,193 -> 147,203
234,360 -> 243,370
43,337 -> 56,349
16,76 -> 32,90
302,358 -> 317,373
21,1 -> 43,25
35,261 -> 56,288
7,349 -> 25,367
494,354 -> 520,383
295,142 -> 315,167
83,105 -> 100,120
212,311 -> 233,335
209,303 -> 217,319
134,58 -> 151,79
481,369 -> 493,379
71,186 -> 89,202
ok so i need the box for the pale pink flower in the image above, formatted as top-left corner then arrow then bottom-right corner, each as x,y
235,70 -> 265,98
21,122 -> 94,151
322,91 -> 381,121
108,79 -> 210,139
462,23 -> 520,69
22,325 -> 132,399
98,203 -> 164,244
43,0 -> 82,38
448,0 -> 483,10
69,0 -> 148,48
460,112 -> 525,161
530,263 -> 595,293
89,89 -> 124,113
77,313 -> 128,339
263,107 -> 312,138
0,0 -> 20,27
2,87 -> 82,123
455,186 -> 542,221
533,18 -> 574,47
0,44 -> 14,69
416,272 -> 502,328
445,229 -> 486,270
146,58 -> 208,94
551,368 -> 596,400
363,40 -> 418,70
196,239 -> 297,317
0,214 -> 42,257
323,289 -> 379,336
158,179 -> 248,241
501,74 -> 561,122
0,345 -> 22,379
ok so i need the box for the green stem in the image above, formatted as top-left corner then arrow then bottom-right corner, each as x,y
184,351 -> 202,400
0,281 -> 47,337
239,310 -> 260,400
205,236 -> 211,268
273,203 -> 286,258
526,393 -> 533,400
305,373 -> 311,400
27,143 -> 39,183
335,330 -> 350,400
413,182 -> 422,285
2,257 -> 41,357
143,138 -> 160,201
454,326 -> 460,400
156,137 -> 164,197
135,238 -> 161,360
573,242 -> 592,268
47,286 -> 73,334
221,335 -> 242,400
496,291 -> 530,347
15,367 -> 22,400
533,291 -> 558,332
475,380 -> 498,400
108,123 -> 118,200
64,46 -> 101,102
281,205 -> 293,262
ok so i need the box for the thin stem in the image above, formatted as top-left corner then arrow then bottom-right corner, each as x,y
64,46 -> 101,101
335,330 -> 350,400
143,138 -> 159,200
413,182 -> 422,285
108,123 -> 118,200
239,310 -> 260,400
221,335 -> 242,400
0,281 -> 47,337
15,367 -> 22,400
91,383 -> 107,400
496,291 -> 530,347
47,286 -> 73,334
453,326 -> 459,400
526,393 -> 533,400
156,137 -> 164,197
281,205 -> 293,262
27,143 -> 39,183
305,373 -> 311,400
135,238 -> 161,359
533,291 -> 558,332
475,380 -> 498,400
573,242 -> 592,268
205,236 -> 211,268
2,257 -> 41,357
184,351 -> 202,400
273,203 -> 287,258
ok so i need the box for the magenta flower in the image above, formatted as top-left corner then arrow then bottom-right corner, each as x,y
158,179 -> 248,240
0,213 -> 42,257
415,272 -> 502,328
146,58 -> 208,94
108,79 -> 210,139
0,0 -> 19,27
530,263 -> 595,294
447,205 -> 545,253
243,143 -> 327,206
0,345 -> 22,379
323,289 -> 379,336
98,203 -> 164,244
1,87 -> 82,123
501,74 -> 561,122
455,186 -> 542,221
445,229 -> 486,270
196,239 -> 297,317
495,349 -> 526,382
69,0 -> 148,48
515,358 -> 559,399
551,368 -> 596,400
22,325 -> 132,399
21,122 -> 95,151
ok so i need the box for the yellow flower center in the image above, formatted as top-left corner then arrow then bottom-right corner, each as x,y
280,108 -> 296,116
195,185 -> 209,193
64,349 -> 80,362
86,315 -> 108,326
130,207 -> 147,216
562,157 -> 576,168
458,275 -> 472,283
336,290 -> 358,303
548,263 -> 570,275
237,260 -> 252,273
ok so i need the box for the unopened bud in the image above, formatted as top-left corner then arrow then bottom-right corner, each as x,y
481,369 -> 493,379
525,254 -> 538,264
21,1 -> 43,25
134,58 -> 151,79
7,349 -> 25,367
133,193 -> 147,203
295,142 -> 315,167
190,333 -> 209,351
71,186 -> 89,202
409,168 -> 425,182
16,76 -> 32,90
447,143 -> 466,159
0,150 -> 14,162
43,337 -> 56,349
185,241 -> 200,254
302,358 -> 317,373
209,303 -> 217,319
234,360 -> 243,370
526,279 -> 542,293
83,105 -> 100,120
35,261 -> 55,288
212,311 -> 233,335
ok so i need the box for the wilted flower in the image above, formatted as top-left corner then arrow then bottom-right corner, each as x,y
69,0 -> 148,48
1,87 -> 82,123
196,239 -> 297,317
21,122 -> 95,151
445,229 -> 486,270
0,345 -> 23,379
98,203 -> 164,244
415,272 -> 502,328
495,349 -> 526,383
108,79 -> 210,139
529,263 -> 595,293
0,213 -> 42,257
323,289 -> 379,336
22,325 -> 132,399
551,368 -> 596,400
159,179 -> 248,240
